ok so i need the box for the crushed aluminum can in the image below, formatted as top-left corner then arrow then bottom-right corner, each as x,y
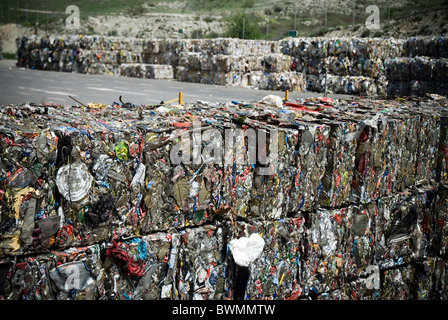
55,162 -> 93,203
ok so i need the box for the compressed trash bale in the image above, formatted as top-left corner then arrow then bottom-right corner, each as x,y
314,189 -> 440,300
103,232 -> 173,300
305,74 -> 321,92
269,118 -> 330,213
138,127 -> 193,233
178,52 -> 202,71
176,66 -> 201,83
415,110 -> 440,185
2,256 -> 56,300
316,264 -> 381,300
257,72 -> 306,92
305,207 -> 351,296
194,118 -> 293,221
327,55 -> 351,76
2,244 -> 102,300
277,121 -> 315,213
378,106 -> 419,192
323,75 -> 379,96
350,111 -> 393,203
386,56 -> 447,82
226,219 -> 305,300
219,127 -> 256,219
270,127 -> 301,215
0,122 -> 59,256
211,54 -> 234,73
200,54 -> 214,72
319,118 -> 358,208
0,95 -> 448,301
383,263 -> 427,299
176,51 -> 293,88
344,203 -> 376,277
119,63 -> 174,79
385,57 -> 412,81
261,53 -> 293,73
203,38 -> 277,56
346,105 -> 436,203
177,224 -> 229,300
409,189 -> 438,260
403,36 -> 448,58
305,202 -> 378,296
373,188 -> 438,269
119,63 -> 147,78
434,58 -> 448,82
48,245 -> 103,300
80,49 -> 142,65
414,257 -> 446,300
165,161 -> 215,229
410,56 -> 434,81
0,99 -> 441,244
434,187 -> 448,258
208,71 -> 236,86
437,113 -> 448,186
385,56 -> 448,97
85,62 -> 120,75
192,118 -> 286,220
231,55 -> 263,73
409,80 -> 448,97
378,258 -> 448,300
280,37 -> 405,80
386,81 -> 411,97
243,71 -> 264,88
368,112 -> 402,199
381,263 -> 415,299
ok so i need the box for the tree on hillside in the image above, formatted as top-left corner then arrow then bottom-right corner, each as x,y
224,14 -> 264,40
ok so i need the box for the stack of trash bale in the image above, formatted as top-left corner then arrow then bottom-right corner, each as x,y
1,93 -> 448,300
142,38 -> 199,75
280,37 -> 406,96
15,34 -> 156,77
385,36 -> 448,96
15,34 -> 448,96
119,63 -> 174,79
175,38 -> 305,92
15,35 -> 305,91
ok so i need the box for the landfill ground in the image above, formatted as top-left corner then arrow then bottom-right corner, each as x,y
0,59 -> 355,106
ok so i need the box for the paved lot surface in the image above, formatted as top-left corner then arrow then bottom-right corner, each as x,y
0,59 -> 356,106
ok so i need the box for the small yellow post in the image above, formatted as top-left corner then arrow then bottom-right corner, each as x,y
284,90 -> 289,101
179,91 -> 183,105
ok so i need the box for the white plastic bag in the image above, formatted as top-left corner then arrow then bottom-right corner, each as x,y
261,94 -> 283,108
229,233 -> 265,267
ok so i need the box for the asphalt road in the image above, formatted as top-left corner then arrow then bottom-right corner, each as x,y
0,59 -> 355,106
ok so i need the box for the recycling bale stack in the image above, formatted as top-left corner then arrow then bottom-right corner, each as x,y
15,34 -> 448,97
15,35 -> 161,77
1,94 -> 448,300
175,38 -> 305,92
385,36 -> 448,97
119,63 -> 174,79
15,36 -> 306,91
280,37 -> 406,96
